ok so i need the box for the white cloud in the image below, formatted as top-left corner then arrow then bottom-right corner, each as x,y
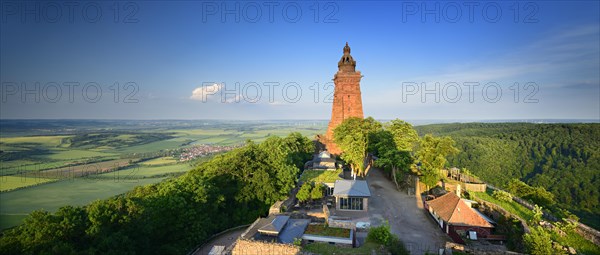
190,83 -> 223,101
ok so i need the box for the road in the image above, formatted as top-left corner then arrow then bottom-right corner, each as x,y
367,168 -> 449,254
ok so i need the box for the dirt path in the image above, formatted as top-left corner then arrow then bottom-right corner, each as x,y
367,168 -> 449,254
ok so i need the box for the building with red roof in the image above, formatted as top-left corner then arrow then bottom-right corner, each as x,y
424,192 -> 495,243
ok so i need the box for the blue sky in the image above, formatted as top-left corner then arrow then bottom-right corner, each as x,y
1,1 -> 599,120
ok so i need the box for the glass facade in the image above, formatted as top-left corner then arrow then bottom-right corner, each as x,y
339,197 -> 364,210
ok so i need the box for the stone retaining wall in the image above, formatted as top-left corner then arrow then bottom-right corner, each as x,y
231,239 -> 301,255
445,242 -> 525,255
573,221 -> 600,246
328,217 -> 354,229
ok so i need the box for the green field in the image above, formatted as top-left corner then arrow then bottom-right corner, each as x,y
0,135 -> 69,147
0,176 -> 57,192
0,176 -> 167,230
140,157 -> 178,166
113,138 -> 191,154
42,149 -> 115,160
0,159 -> 112,176
96,164 -> 192,179
0,120 -> 327,231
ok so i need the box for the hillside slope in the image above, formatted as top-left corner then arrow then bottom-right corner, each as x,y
415,123 -> 600,229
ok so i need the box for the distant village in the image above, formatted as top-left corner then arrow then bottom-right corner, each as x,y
178,144 -> 241,162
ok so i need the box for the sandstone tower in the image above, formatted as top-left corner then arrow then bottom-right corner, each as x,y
323,42 -> 364,154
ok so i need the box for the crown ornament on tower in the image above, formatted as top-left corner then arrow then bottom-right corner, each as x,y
338,42 -> 356,72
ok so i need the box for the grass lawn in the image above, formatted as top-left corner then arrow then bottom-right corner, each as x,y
300,169 -> 343,183
472,189 -> 534,221
0,176 -> 57,192
303,241 -> 384,255
304,224 -> 351,238
140,157 -> 178,166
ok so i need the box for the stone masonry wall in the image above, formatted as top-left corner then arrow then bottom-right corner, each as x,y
324,46 -> 364,155
231,239 -> 301,255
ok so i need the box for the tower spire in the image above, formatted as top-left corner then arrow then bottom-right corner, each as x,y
338,42 -> 356,72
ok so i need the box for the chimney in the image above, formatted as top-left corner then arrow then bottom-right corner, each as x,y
456,184 -> 461,198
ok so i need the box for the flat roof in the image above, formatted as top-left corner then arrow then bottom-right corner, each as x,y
258,215 -> 290,235
332,180 -> 371,197
278,219 -> 310,244
241,216 -> 308,244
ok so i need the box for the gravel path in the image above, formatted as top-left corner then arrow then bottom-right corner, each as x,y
367,168 -> 450,254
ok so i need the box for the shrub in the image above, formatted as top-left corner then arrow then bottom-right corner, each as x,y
293,238 -> 302,246
387,236 -> 409,255
367,222 -> 392,245
492,190 -> 513,202
523,226 -> 557,255
366,221 -> 409,255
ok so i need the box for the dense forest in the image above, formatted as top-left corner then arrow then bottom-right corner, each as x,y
0,133 -> 314,254
415,123 -> 600,229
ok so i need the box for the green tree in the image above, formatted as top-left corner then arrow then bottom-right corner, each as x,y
310,183 -> 324,200
387,119 -> 419,152
297,182 -> 312,203
415,134 -> 459,189
333,117 -> 382,177
370,129 -> 412,188
531,205 -> 543,226
523,226 -> 557,255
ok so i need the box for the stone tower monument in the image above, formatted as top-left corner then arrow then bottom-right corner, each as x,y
323,42 -> 364,154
